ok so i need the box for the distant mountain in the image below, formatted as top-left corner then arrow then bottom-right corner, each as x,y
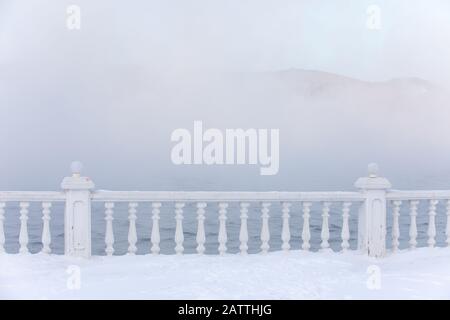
258,68 -> 445,101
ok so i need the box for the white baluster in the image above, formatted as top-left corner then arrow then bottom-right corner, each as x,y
409,200 -> 419,249
446,200 -> 450,247
281,202 -> 291,252
218,202 -> 228,255
41,202 -> 52,254
239,202 -> 250,255
427,199 -> 438,248
320,202 -> 331,250
174,202 -> 185,255
0,202 -> 5,254
151,202 -> 162,255
341,202 -> 351,251
196,202 -> 207,255
392,200 -> 402,252
19,202 -> 30,254
105,202 -> 114,256
260,202 -> 271,254
127,202 -> 138,255
302,202 -> 312,251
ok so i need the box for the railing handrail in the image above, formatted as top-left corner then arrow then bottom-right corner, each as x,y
2,190 -> 449,202
91,190 -> 365,202
387,190 -> 450,200
0,191 -> 66,202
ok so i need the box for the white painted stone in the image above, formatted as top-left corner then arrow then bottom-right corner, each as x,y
392,200 -> 402,252
320,202 -> 331,250
239,202 -> 250,255
281,202 -> 291,252
41,202 -> 52,254
196,202 -> 207,255
127,202 -> 138,255
105,202 -> 114,256
218,202 -> 228,255
427,199 -> 438,248
174,202 -> 185,255
151,202 -> 162,255
341,202 -> 351,251
61,162 -> 94,258
354,163 -> 391,257
260,202 -> 271,254
19,202 -> 30,254
302,202 -> 312,251
409,201 -> 419,249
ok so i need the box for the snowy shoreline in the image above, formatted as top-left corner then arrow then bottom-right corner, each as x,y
1,248 -> 450,299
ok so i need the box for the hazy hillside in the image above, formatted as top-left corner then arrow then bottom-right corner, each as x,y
1,66 -> 450,190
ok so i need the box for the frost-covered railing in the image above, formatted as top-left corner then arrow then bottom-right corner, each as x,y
0,192 -> 65,254
386,191 -> 450,251
92,191 -> 364,256
1,162 -> 450,258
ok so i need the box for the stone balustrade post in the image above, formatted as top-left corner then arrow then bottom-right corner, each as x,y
61,161 -> 94,258
355,163 -> 391,257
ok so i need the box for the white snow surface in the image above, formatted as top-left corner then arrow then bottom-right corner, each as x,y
1,248 -> 450,299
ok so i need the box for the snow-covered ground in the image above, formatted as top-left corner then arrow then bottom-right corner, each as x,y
1,248 -> 450,299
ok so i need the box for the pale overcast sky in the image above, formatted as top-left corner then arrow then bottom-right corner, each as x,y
1,0 -> 449,87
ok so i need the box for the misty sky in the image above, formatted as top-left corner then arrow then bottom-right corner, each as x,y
1,1 -> 450,191
1,0 -> 450,86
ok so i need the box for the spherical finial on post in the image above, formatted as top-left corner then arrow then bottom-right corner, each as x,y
368,163 -> 379,178
70,161 -> 83,177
